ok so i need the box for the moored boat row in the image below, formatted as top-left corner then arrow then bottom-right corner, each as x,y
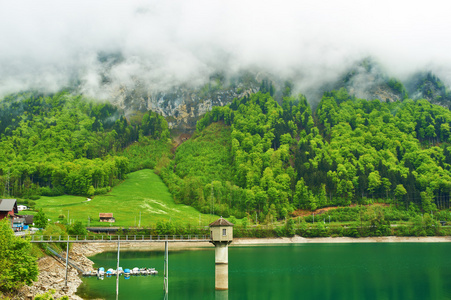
83,267 -> 158,277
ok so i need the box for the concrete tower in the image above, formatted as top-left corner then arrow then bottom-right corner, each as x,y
209,217 -> 234,290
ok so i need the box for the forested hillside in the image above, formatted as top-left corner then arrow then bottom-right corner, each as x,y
159,89 -> 451,221
0,91 -> 169,198
3,86 -> 451,224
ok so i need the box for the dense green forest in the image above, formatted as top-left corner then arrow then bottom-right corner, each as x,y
0,91 -> 169,198
158,89 -> 451,221
3,87 -> 451,224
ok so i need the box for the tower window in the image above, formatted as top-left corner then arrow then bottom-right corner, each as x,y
222,229 -> 226,236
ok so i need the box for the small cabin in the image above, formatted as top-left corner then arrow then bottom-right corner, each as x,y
209,217 -> 234,242
99,213 -> 115,223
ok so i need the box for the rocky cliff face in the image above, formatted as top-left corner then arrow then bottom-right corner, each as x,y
331,58 -> 406,103
99,60 -> 451,132
110,80 -> 259,132
407,72 -> 451,108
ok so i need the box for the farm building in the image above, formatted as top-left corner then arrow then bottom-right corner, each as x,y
99,213 -> 115,223
0,199 -> 18,221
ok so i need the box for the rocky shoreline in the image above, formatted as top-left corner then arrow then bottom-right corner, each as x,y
20,244 -> 102,300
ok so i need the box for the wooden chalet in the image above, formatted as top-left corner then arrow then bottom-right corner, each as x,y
99,213 -> 115,223
0,199 -> 18,220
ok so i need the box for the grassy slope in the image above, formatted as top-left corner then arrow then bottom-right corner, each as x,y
32,169 -> 219,227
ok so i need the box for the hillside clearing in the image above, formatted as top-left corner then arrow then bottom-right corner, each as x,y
32,169 -> 219,227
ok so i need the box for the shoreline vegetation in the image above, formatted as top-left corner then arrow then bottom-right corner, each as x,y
233,236 -> 451,245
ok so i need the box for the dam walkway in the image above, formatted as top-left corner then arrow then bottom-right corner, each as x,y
28,234 -> 211,243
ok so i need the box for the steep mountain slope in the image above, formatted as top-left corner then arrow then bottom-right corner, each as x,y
407,72 -> 451,107
157,90 -> 451,222
93,65 -> 261,132
329,58 -> 407,103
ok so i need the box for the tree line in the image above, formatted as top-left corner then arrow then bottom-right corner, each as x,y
0,91 -> 169,198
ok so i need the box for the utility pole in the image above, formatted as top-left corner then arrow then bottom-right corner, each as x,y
65,239 -> 69,287
116,241 -> 120,300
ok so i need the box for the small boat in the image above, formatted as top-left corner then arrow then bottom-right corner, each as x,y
98,267 -> 105,276
149,268 -> 158,275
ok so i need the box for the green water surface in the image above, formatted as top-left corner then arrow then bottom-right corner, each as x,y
77,243 -> 451,300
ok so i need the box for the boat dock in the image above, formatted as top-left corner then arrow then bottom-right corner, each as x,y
83,267 -> 158,277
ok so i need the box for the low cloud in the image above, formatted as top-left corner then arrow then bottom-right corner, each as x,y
1,0 -> 451,99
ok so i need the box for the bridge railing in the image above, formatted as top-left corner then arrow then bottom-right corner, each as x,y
29,234 -> 210,243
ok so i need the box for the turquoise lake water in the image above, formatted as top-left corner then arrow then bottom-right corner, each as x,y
77,243 -> 451,300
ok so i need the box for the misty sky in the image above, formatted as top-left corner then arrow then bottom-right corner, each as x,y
1,0 -> 451,97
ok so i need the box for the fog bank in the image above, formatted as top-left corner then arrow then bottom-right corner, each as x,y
1,0 -> 451,98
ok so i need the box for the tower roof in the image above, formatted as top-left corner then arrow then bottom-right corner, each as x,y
209,217 -> 234,227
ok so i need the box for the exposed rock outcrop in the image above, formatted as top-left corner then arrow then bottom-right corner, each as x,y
112,85 -> 258,132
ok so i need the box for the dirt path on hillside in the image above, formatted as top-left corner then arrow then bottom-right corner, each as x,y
292,203 -> 390,217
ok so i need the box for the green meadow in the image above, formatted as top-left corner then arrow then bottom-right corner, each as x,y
31,169 -> 219,227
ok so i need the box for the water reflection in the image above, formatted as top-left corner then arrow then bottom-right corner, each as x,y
81,244 -> 451,300
159,290 -> 228,300
215,290 -> 228,300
